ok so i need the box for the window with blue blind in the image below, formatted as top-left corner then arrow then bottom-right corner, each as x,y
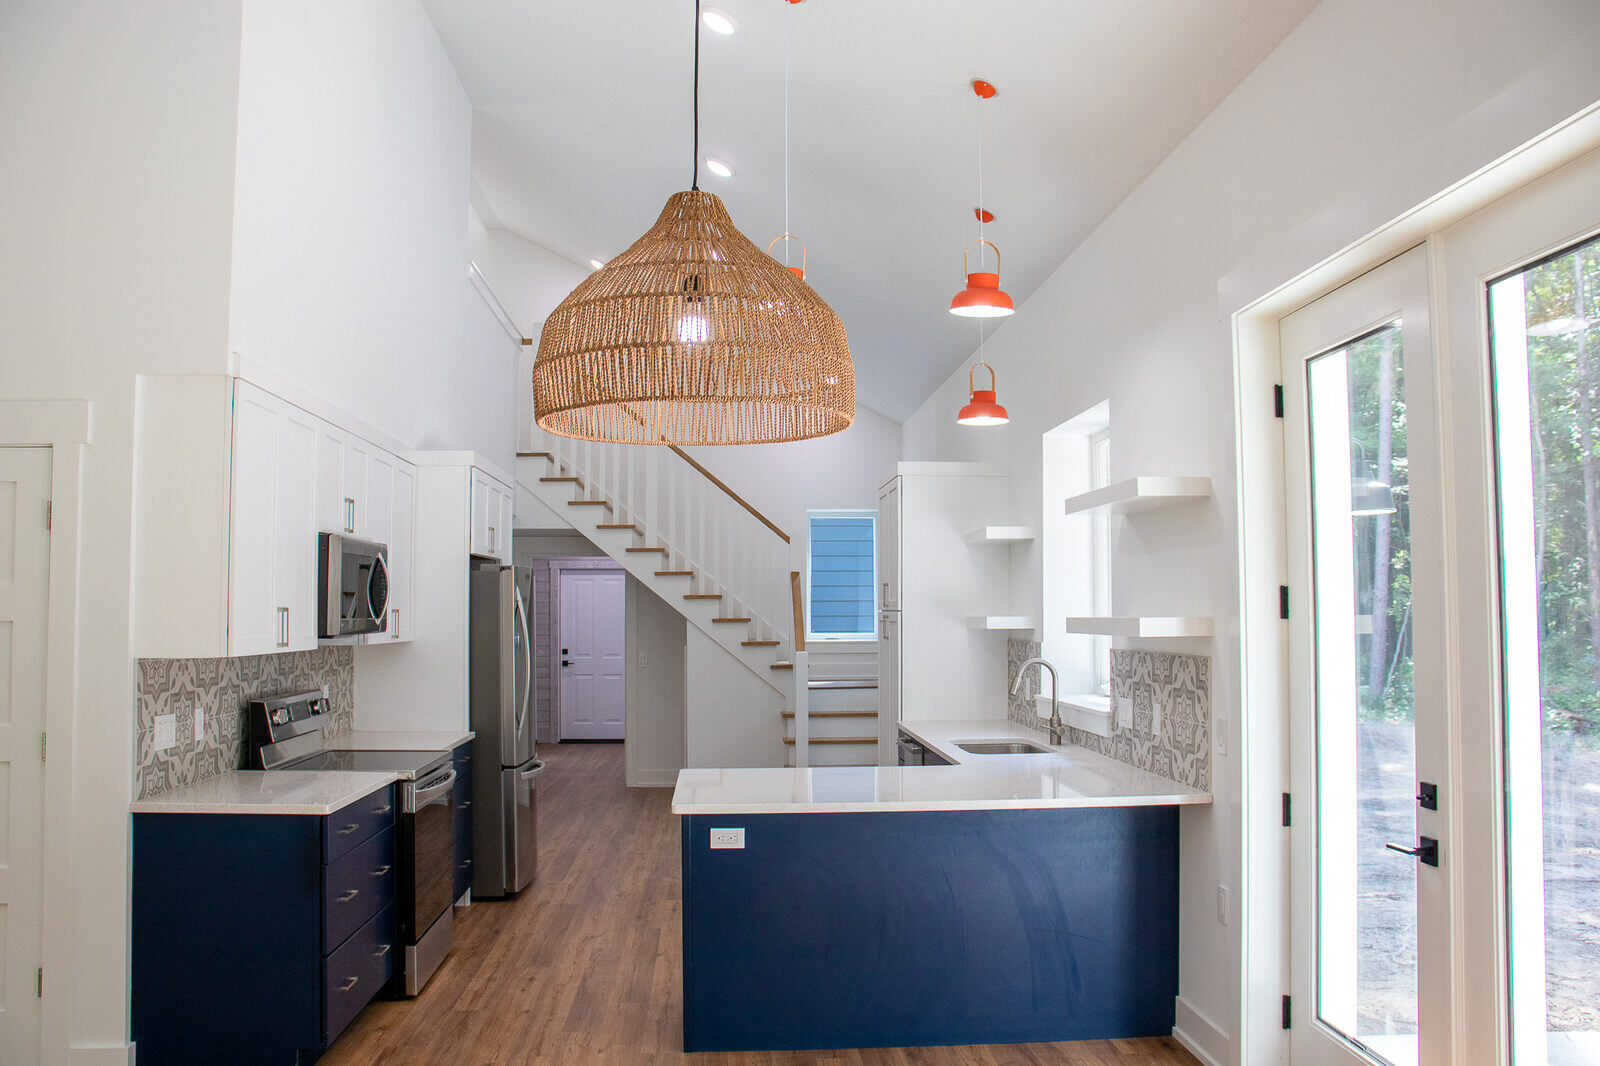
807,512 -> 877,640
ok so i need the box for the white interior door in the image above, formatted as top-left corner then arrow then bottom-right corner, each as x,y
0,448 -> 49,1063
558,570 -> 625,740
1282,246 -> 1451,1066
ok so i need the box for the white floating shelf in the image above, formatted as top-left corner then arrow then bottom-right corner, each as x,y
965,616 -> 1038,631
1063,476 -> 1212,516
1064,616 -> 1214,638
963,525 -> 1037,545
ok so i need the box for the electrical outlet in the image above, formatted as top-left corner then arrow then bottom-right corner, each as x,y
1215,716 -> 1228,756
709,827 -> 745,850
1216,885 -> 1229,926
194,704 -> 206,744
153,714 -> 177,751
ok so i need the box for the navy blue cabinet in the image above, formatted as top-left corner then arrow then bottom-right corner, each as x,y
132,784 -> 397,1065
452,741 -> 473,902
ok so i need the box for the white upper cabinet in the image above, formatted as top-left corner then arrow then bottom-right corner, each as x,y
317,424 -> 382,538
380,461 -> 416,643
469,467 -> 512,562
227,381 -> 319,655
877,477 -> 902,611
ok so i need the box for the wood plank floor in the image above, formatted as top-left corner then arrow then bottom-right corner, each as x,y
322,743 -> 1200,1066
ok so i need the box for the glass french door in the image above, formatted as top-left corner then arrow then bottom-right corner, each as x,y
1282,246 -> 1451,1066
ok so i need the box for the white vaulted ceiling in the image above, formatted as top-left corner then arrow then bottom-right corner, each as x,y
422,0 -> 1320,420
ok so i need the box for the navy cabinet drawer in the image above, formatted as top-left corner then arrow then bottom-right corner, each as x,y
323,903 -> 394,1048
453,747 -> 473,901
323,785 -> 395,863
324,825 -> 395,952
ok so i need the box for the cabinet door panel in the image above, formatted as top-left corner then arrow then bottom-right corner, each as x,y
469,470 -> 492,557
877,479 -> 901,611
365,449 -> 394,549
316,424 -> 349,534
346,437 -> 371,537
497,484 -> 514,562
277,406 -> 321,651
230,385 -> 283,655
386,462 -> 415,642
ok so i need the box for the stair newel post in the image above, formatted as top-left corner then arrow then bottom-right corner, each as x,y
645,446 -> 659,545
792,650 -> 810,768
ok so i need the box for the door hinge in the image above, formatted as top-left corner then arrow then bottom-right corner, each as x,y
1273,384 -> 1285,418
37,967 -> 43,997
40,731 -> 46,763
1279,585 -> 1290,620
1281,994 -> 1292,1029
1281,792 -> 1292,827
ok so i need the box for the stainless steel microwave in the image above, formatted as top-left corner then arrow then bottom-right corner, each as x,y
317,533 -> 390,638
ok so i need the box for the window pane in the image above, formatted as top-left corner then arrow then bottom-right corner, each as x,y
1490,234 -> 1600,1065
1308,321 -> 1418,1066
809,516 -> 875,637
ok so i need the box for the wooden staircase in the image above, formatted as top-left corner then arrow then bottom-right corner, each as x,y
782,677 -> 880,767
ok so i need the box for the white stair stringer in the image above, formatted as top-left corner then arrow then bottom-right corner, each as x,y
515,456 -> 795,701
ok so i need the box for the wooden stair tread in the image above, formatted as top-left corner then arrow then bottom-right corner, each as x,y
684,593 -> 722,600
782,737 -> 878,745
540,476 -> 583,485
596,524 -> 642,532
781,711 -> 878,719
741,640 -> 780,647
770,661 -> 793,670
516,451 -> 554,460
712,617 -> 751,624
654,570 -> 694,577
625,546 -> 668,554
567,499 -> 612,509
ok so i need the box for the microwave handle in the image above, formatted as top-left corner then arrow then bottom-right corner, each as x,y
369,551 -> 390,623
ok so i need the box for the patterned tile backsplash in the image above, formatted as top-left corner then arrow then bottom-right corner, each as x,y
1005,638 -> 1210,791
134,646 -> 354,799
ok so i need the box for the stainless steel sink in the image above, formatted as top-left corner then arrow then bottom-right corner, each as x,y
955,741 -> 1053,755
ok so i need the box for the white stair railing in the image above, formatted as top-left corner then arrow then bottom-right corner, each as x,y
530,426 -> 793,646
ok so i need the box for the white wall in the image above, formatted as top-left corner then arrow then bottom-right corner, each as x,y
685,629 -> 786,768
626,579 -> 687,786
228,0 -> 515,464
469,220 -> 591,340
0,3 -> 245,1058
898,1 -> 1600,1061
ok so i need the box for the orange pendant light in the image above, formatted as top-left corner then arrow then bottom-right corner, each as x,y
949,79 -> 1015,319
768,234 -> 806,280
957,360 -> 1009,426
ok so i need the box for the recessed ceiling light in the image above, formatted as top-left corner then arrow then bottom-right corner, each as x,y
701,9 -> 738,35
589,258 -> 606,271
705,157 -> 733,179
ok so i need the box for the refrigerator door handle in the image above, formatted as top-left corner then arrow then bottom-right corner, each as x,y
513,581 -> 532,737
518,760 -> 545,783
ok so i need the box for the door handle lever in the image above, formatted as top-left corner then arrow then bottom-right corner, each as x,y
1385,836 -> 1439,867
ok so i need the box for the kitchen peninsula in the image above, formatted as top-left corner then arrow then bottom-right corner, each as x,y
672,720 -> 1210,1053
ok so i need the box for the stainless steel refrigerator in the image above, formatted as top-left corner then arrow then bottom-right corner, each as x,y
469,564 -> 542,897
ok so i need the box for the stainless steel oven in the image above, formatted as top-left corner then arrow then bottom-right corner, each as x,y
318,533 -> 390,638
399,764 -> 457,995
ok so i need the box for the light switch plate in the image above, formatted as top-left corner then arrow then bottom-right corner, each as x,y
153,714 -> 177,751
709,827 -> 745,850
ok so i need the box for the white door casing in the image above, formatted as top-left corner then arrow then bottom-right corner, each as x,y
558,569 -> 626,740
0,447 -> 50,1064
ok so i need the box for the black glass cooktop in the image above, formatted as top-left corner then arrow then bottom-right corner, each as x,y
280,748 -> 449,780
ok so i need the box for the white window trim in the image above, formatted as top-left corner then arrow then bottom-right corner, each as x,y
805,508 -> 878,643
1089,429 -> 1112,695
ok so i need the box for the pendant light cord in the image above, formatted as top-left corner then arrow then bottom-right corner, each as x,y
976,86 -> 985,269
783,2 -> 791,263
692,0 -> 701,191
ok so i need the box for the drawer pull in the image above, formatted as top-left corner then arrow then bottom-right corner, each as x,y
339,976 -> 359,993
460,801 -> 472,809
458,860 -> 472,870
337,823 -> 361,835
375,944 -> 392,957
372,865 -> 392,877
338,889 -> 360,903
372,804 -> 392,815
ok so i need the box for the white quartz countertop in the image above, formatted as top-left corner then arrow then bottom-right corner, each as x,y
671,718 -> 1211,814
325,730 -> 475,752
130,771 -> 398,816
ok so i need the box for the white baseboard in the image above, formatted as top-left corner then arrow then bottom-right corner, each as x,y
71,1044 -> 135,1066
1173,996 -> 1229,1066
628,768 -> 680,788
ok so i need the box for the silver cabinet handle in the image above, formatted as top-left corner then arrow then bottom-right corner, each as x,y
277,606 -> 289,648
390,607 -> 399,638
344,497 -> 355,533
372,865 -> 391,877
488,524 -> 496,552
338,889 -> 359,903
460,800 -> 471,810
371,804 -> 391,816
337,823 -> 361,835
374,944 -> 391,958
339,976 -> 359,993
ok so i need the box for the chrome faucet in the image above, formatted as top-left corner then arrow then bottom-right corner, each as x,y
1011,657 -> 1063,745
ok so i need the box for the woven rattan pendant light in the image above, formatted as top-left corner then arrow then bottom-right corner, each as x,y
532,0 -> 854,445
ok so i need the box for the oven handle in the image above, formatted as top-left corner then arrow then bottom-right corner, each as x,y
518,760 -> 545,783
410,767 -> 457,811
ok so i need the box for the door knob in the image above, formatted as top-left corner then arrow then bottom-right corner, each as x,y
1385,836 -> 1439,867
